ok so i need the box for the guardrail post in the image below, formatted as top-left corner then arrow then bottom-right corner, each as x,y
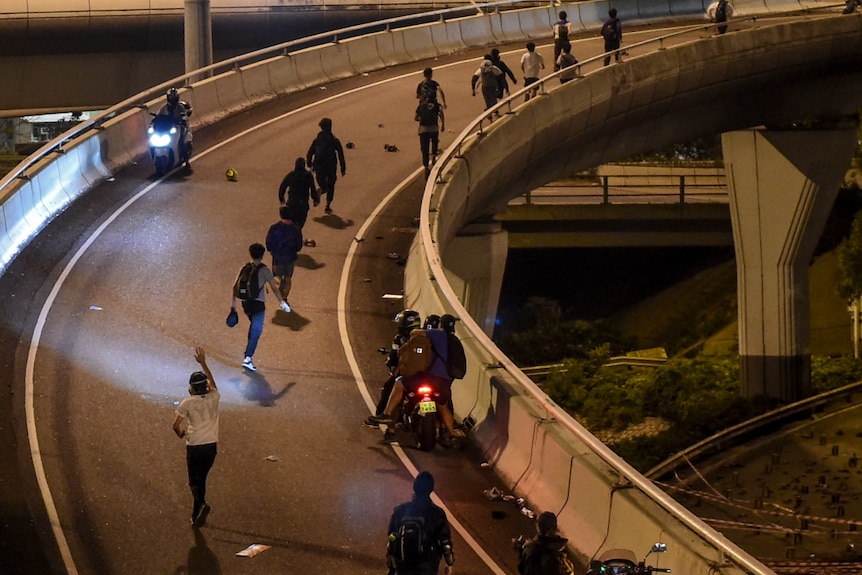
603,175 -> 609,204
679,175 -> 686,204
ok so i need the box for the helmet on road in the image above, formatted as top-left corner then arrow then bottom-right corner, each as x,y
225,168 -> 238,181
166,87 -> 180,106
394,309 -> 421,331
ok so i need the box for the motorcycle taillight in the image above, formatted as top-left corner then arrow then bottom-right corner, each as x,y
417,384 -> 433,395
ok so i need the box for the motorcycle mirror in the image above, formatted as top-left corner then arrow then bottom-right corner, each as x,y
645,542 -> 667,560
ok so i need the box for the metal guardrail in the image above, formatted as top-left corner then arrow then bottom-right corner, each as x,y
0,0 -> 545,203
521,173 -> 729,205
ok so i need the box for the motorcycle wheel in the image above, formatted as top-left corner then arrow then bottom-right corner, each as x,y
415,412 -> 437,452
154,155 -> 169,177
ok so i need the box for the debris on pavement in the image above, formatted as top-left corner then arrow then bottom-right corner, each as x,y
236,543 -> 271,558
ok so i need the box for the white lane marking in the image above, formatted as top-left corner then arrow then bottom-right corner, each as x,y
26,59 -> 506,575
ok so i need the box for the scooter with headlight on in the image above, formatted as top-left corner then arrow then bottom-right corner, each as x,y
147,113 -> 191,176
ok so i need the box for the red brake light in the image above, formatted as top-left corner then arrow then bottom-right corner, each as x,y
417,384 -> 433,395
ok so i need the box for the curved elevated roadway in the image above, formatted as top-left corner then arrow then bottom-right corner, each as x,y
1,3 -> 859,575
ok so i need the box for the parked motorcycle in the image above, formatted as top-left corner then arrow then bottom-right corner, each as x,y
587,543 -> 670,575
147,113 -> 191,176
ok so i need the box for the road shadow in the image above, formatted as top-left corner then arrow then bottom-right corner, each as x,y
295,253 -> 324,270
174,527 -> 221,575
231,375 -> 294,407
272,309 -> 310,331
312,213 -> 354,229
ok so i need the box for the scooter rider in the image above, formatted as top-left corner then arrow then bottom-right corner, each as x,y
364,309 -> 422,426
158,87 -> 193,166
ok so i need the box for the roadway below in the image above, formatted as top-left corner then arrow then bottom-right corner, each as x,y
0,17 -> 838,575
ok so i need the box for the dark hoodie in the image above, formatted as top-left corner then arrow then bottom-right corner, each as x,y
518,534 -> 573,575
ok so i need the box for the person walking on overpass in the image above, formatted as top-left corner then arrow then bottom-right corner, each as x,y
416,67 -> 447,110
173,347 -> 219,528
707,0 -> 735,34
520,42 -> 545,102
601,8 -> 623,66
489,48 -> 517,100
306,117 -> 346,215
471,59 -> 504,114
552,11 -> 573,72
415,94 -> 445,181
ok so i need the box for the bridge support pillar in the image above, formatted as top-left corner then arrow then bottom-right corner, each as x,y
185,0 -> 213,81
722,128 -> 856,401
442,222 -> 508,338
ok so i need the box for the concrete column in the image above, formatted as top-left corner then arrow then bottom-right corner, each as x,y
723,129 -> 857,401
184,0 -> 213,81
441,222 -> 508,338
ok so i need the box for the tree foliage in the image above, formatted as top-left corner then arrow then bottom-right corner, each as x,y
837,210 -> 862,302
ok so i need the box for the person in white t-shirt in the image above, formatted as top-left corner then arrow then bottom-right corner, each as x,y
520,42 -> 545,102
173,347 -> 220,528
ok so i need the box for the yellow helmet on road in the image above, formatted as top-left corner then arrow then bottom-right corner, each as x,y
225,168 -> 238,181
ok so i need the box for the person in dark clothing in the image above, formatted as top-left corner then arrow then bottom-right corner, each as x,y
265,206 -> 303,305
516,511 -> 575,575
416,67 -> 447,109
278,157 -> 318,229
601,8 -> 623,66
386,471 -> 454,575
415,97 -> 445,181
306,117 -> 346,214
489,48 -> 517,99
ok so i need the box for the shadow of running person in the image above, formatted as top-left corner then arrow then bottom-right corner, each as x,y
232,374 -> 294,407
272,309 -> 310,331
312,212 -> 354,230
295,253 -> 325,270
174,526 -> 221,575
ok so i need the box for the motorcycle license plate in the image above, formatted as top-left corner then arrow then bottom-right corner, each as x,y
419,399 -> 437,414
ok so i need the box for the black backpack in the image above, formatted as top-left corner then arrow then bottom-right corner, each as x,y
418,80 -> 437,103
601,19 -> 619,42
417,102 -> 439,126
446,333 -> 467,380
521,543 -> 575,575
390,514 -> 427,566
233,263 -> 262,301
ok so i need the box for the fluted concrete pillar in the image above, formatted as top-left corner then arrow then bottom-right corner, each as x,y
723,129 -> 857,401
185,0 -> 213,80
441,222 -> 508,338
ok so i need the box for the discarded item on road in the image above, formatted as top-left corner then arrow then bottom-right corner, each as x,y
236,543 -> 271,558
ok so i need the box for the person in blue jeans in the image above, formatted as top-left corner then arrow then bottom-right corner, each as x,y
231,243 -> 290,371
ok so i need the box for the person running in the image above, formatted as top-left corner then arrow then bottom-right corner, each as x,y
415,94 -> 445,181
306,117 -> 346,214
265,205 -> 303,306
552,11 -> 573,71
601,8 -> 623,66
277,157 -> 318,229
471,59 -> 504,113
231,242 -> 291,371
173,346 -> 219,528
489,48 -> 517,100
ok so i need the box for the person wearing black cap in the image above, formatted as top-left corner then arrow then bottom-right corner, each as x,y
387,471 -> 454,575
306,117 -> 346,214
173,347 -> 220,528
516,511 -> 575,575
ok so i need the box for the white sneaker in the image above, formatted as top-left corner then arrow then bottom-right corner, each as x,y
242,356 -> 256,371
280,301 -> 291,313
